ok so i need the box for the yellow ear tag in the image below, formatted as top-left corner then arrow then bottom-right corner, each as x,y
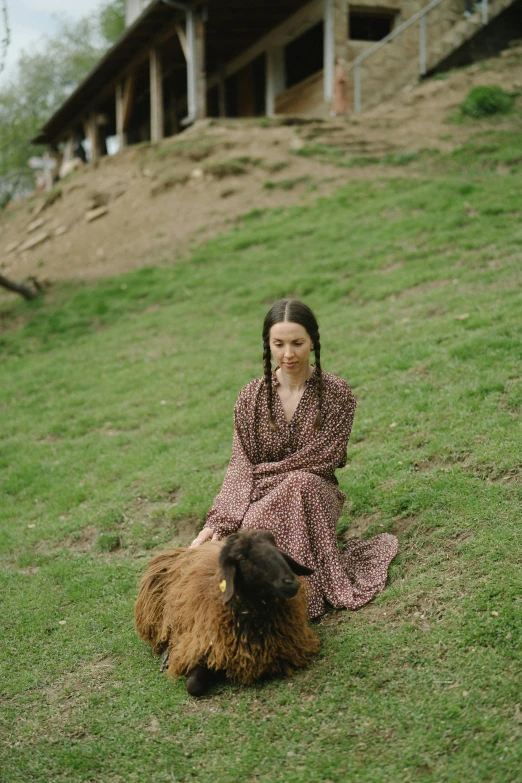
219,580 -> 227,593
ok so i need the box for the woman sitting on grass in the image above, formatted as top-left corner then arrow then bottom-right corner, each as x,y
191,299 -> 398,619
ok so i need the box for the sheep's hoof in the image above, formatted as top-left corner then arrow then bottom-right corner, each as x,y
160,649 -> 170,673
186,665 -> 212,697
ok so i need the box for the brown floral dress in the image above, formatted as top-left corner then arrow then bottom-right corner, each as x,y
206,369 -> 398,618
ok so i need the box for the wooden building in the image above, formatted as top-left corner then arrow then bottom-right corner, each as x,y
33,0 -> 346,159
32,0 -> 519,159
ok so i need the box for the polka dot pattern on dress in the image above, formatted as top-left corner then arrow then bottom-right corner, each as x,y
206,369 -> 398,618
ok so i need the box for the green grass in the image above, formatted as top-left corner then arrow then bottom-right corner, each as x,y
296,130 -> 522,174
1,142 -> 521,782
264,176 -> 313,191
294,144 -> 419,168
460,85 -> 514,119
294,142 -> 347,164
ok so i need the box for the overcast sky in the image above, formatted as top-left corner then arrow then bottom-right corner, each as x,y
1,0 -> 104,84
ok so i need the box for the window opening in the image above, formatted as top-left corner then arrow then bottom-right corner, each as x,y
284,21 -> 324,90
349,10 -> 395,41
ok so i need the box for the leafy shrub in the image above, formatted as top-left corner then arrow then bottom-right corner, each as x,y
460,85 -> 514,118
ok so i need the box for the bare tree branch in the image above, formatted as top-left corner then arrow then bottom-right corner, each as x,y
0,1 -> 10,75
0,273 -> 43,300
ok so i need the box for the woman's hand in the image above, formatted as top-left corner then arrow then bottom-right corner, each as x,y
190,527 -> 218,548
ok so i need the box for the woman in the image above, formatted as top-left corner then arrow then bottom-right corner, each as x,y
191,300 -> 398,619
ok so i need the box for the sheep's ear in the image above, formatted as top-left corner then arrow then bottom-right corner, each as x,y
220,560 -> 237,605
282,552 -> 314,576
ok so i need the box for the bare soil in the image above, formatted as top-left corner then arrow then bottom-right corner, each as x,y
1,43 -> 521,286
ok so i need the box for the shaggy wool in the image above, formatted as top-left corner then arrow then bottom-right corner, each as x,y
135,542 -> 320,684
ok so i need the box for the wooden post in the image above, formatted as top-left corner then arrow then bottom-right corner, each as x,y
186,7 -> 197,121
122,74 -> 136,137
116,82 -> 126,150
84,112 -> 99,163
218,62 -> 226,117
265,46 -> 285,116
182,7 -> 206,124
175,23 -> 188,60
62,134 -> 75,167
324,0 -> 335,103
194,12 -> 206,120
150,47 -> 164,143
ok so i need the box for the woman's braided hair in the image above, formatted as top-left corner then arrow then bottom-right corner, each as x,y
262,299 -> 323,431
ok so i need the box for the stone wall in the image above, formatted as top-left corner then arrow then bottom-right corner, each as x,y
275,70 -> 328,115
433,0 -> 522,71
340,0 -> 503,111
125,0 -> 152,28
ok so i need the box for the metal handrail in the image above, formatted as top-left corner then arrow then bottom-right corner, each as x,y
348,0 -> 490,113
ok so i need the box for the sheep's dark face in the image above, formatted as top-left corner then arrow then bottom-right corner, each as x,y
218,529 -> 313,605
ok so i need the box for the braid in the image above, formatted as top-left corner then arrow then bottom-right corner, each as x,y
263,337 -> 278,431
262,298 -> 322,432
313,336 -> 323,430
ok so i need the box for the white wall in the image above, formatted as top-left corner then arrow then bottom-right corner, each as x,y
125,0 -> 153,27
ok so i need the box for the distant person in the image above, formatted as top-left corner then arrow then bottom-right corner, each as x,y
333,58 -> 348,115
191,299 -> 398,618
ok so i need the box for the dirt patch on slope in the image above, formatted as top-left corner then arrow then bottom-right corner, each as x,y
1,43 -> 522,286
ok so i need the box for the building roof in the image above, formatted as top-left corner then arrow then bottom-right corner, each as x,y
32,0 -> 181,144
32,0 -> 309,145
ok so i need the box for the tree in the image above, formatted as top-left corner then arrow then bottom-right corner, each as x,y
0,273 -> 43,300
0,1 -> 126,208
0,15 -> 103,202
0,1 -> 126,301
0,1 -> 9,74
99,0 -> 126,46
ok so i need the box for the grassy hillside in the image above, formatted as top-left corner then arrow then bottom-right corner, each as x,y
1,150 -> 521,782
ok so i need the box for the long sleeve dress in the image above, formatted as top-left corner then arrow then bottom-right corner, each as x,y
206,369 -> 398,619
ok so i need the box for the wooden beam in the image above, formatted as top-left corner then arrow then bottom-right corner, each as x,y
56,24 -> 183,145
195,13 -> 206,120
175,23 -> 188,61
150,47 -> 164,143
324,0 -> 335,103
206,0 -> 323,91
218,62 -> 226,118
115,82 -> 126,149
122,73 -> 136,133
57,0 -> 326,145
84,111 -> 100,164
265,46 -> 285,117
186,7 -> 197,121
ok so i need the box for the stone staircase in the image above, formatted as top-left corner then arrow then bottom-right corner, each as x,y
348,0 -> 519,113
431,0 -> 516,63
300,122 -> 400,156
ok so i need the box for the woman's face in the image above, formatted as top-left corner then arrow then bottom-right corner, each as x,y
269,321 -> 314,373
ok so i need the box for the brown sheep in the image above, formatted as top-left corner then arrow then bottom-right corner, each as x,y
135,529 -> 320,696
